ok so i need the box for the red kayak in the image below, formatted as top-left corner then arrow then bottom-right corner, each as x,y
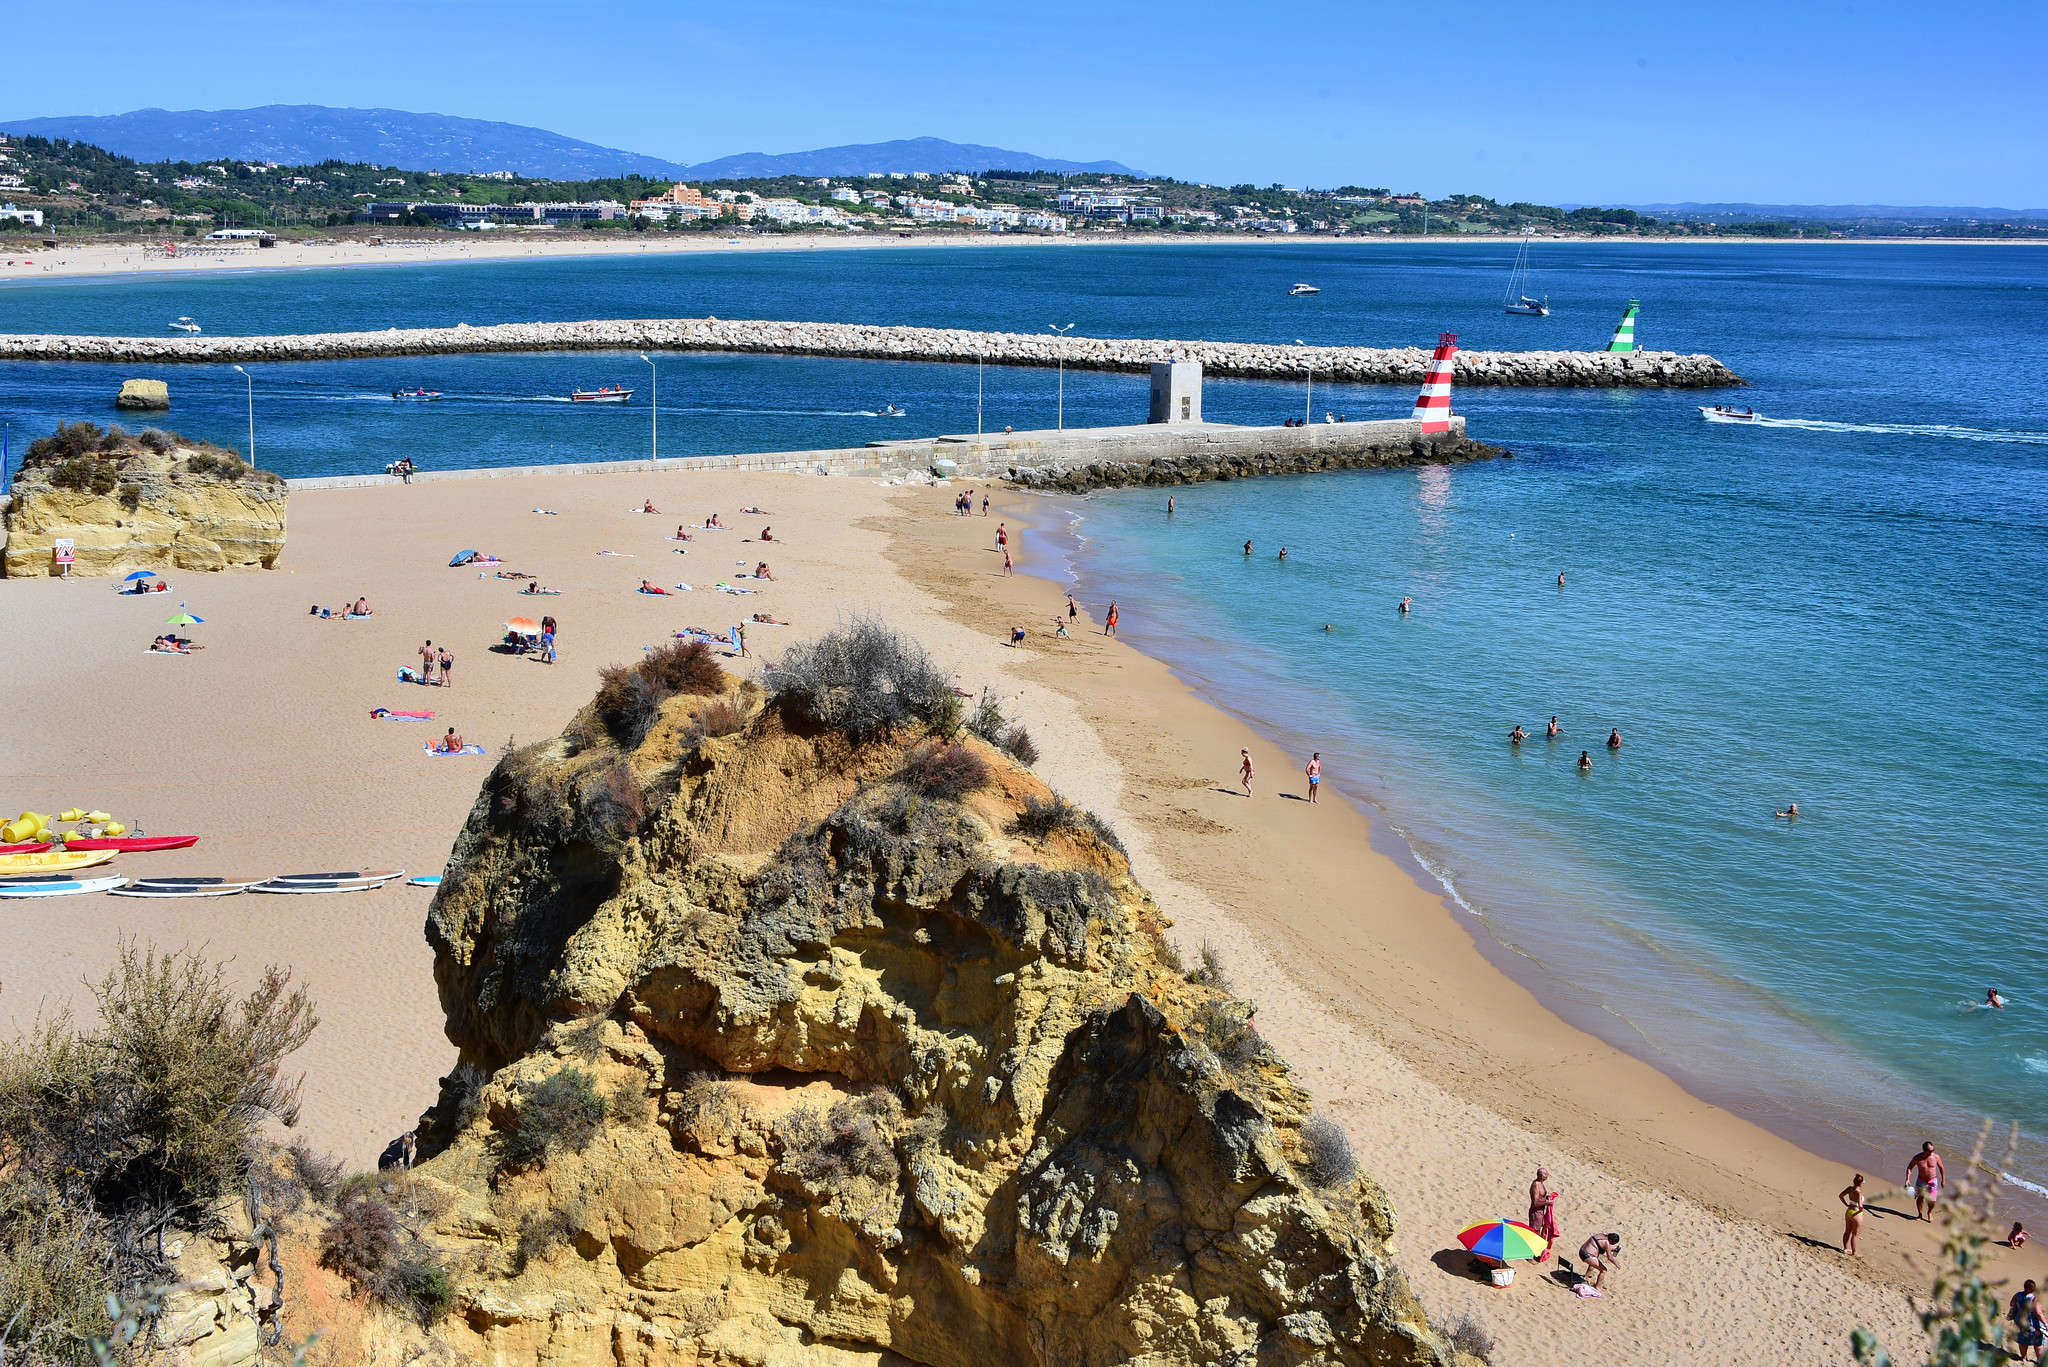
61,836 -> 199,852
0,842 -> 51,855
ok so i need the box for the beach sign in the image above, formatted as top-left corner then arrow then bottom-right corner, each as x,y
52,538 -> 74,571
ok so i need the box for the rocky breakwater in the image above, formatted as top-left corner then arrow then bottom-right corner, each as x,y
385,624 -> 1474,1365
2,421 -> 286,578
996,418 -> 1504,492
1,317 -> 1745,388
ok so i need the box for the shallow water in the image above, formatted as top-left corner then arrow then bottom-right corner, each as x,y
6,240 -> 2046,1187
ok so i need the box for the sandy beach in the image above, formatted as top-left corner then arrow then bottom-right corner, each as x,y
0,460 -> 2028,1364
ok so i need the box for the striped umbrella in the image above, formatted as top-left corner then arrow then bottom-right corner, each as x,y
1457,1220 -> 1548,1262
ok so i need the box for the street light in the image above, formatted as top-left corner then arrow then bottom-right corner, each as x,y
639,354 -> 657,461
1296,339 -> 1312,426
1048,323 -> 1076,430
232,365 -> 254,465
977,343 -> 985,438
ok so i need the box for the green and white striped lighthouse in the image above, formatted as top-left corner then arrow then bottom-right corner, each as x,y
1606,300 -> 1641,353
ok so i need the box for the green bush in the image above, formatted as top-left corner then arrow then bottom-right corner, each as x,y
1010,793 -> 1125,856
502,1067 -> 607,1169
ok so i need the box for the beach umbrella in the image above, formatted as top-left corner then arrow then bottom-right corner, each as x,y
163,614 -> 203,626
123,570 -> 158,581
1456,1221 -> 1548,1262
505,617 -> 540,632
450,550 -> 477,567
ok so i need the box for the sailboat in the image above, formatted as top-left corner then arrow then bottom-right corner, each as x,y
1502,236 -> 1548,316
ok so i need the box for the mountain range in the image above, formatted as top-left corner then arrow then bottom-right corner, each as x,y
0,106 -> 1138,181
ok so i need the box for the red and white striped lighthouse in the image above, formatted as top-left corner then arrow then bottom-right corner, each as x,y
1411,332 -> 1457,433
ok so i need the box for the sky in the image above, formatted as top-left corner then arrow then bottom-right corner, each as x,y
5,0 -> 2045,208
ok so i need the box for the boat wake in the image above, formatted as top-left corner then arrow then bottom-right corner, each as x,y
1719,415 -> 2048,445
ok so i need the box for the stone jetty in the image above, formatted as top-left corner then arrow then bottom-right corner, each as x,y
0,318 -> 1744,388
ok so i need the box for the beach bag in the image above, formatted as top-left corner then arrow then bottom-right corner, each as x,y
1489,1267 -> 1515,1288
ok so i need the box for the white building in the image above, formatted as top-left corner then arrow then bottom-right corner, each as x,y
830,186 -> 861,203
0,203 -> 44,227
748,198 -> 848,226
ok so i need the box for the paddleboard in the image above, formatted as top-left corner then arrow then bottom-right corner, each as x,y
266,870 -> 402,884
0,875 -> 125,898
407,875 -> 442,887
0,849 -> 118,873
111,883 -> 256,899
249,877 -> 395,894
61,836 -> 199,852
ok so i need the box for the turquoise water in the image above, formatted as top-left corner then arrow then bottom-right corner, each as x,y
6,241 -> 2047,1186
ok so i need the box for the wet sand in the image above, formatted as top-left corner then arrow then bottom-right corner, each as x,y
0,462 -> 2018,1364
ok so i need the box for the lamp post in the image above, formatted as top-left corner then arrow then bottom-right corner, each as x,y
639,353 -> 657,461
977,344 -> 984,438
1048,323 -> 1076,430
1297,339 -> 1313,425
232,365 -> 254,465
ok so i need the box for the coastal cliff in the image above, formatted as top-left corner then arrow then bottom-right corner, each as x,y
347,629 -> 1470,1365
0,318 -> 1745,388
2,422 -> 286,578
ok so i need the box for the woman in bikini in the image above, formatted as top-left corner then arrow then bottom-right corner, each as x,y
1840,1174 -> 1868,1257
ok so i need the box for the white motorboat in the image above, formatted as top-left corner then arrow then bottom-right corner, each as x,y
169,317 -> 201,333
392,387 -> 442,400
1288,283 -> 1321,296
571,386 -> 634,403
1699,405 -> 1763,423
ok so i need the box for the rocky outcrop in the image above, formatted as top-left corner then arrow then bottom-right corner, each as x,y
0,318 -> 1745,388
116,377 -> 171,409
3,447 -> 286,578
397,671 -> 1466,1365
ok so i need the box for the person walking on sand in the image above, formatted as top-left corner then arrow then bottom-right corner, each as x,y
1529,1169 -> 1561,1260
1067,594 -> 1078,621
437,646 -> 453,690
1908,1142 -> 1946,1221
981,493 -> 989,517
1576,1233 -> 1620,1293
1002,548 -> 1014,577
735,622 -> 749,658
1239,749 -> 1255,796
418,639 -> 437,686
1840,1174 -> 1868,1257
1304,752 -> 1321,803
1104,602 -> 1119,637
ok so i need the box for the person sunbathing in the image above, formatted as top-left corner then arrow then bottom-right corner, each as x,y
741,506 -> 769,515
438,728 -> 465,754
352,598 -> 372,615
751,613 -> 789,625
758,526 -> 775,541
754,562 -> 775,580
706,513 -> 723,528
639,580 -> 669,595
642,500 -> 660,514
675,526 -> 693,541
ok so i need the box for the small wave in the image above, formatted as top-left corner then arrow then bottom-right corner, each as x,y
2022,1056 -> 2048,1075
1715,416 -> 2048,445
2003,1171 -> 2048,1199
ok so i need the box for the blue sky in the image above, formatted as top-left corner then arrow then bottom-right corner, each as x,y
7,0 -> 2044,206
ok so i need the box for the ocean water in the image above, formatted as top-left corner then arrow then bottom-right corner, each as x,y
5,241 -> 2047,1186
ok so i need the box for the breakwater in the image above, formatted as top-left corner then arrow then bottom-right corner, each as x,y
0,319 -> 1743,388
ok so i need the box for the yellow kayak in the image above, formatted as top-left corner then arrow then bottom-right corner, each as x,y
0,849 -> 118,873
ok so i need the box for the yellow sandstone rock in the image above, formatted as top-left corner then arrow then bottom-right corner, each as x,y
115,378 -> 171,410
2,444 -> 285,578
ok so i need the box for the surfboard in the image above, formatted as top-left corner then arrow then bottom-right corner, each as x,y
61,836 -> 200,852
266,870 -> 402,884
0,849 -> 118,873
0,875 -> 126,898
406,875 -> 442,887
115,875 -> 270,897
249,878 -> 396,894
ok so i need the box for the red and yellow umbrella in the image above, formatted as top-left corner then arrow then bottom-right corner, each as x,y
1457,1220 -> 1548,1261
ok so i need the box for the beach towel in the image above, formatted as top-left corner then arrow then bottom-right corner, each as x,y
532,508 -> 558,515
637,586 -> 670,595
424,744 -> 487,757
371,708 -> 435,720
714,583 -> 758,595
672,582 -> 694,591
520,588 -> 562,595
598,550 -> 634,557
145,647 -> 190,655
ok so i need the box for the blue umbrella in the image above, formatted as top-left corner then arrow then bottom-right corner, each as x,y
124,570 -> 158,581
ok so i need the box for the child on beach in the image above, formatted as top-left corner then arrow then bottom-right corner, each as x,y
1240,750 -> 1255,796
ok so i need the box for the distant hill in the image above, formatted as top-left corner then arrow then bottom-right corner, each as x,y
0,106 -> 1138,181
1611,201 -> 2048,222
681,137 -> 1139,179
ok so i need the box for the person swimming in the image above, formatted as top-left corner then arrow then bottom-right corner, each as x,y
1577,750 -> 1593,771
1989,988 -> 2007,1009
1547,716 -> 1560,739
1509,726 -> 1528,743
1775,803 -> 1800,819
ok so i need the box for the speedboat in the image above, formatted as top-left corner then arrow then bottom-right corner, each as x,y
392,388 -> 442,400
1699,405 -> 1762,423
571,386 -> 634,403
1288,283 -> 1321,296
169,317 -> 201,333
879,404 -> 906,417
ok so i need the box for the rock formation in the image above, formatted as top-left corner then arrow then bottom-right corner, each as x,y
2,423 -> 285,578
375,640 -> 1468,1365
116,377 -> 171,409
0,317 -> 1745,388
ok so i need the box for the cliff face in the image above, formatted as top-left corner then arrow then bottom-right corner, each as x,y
3,447 -> 286,578
409,677 -> 1459,1366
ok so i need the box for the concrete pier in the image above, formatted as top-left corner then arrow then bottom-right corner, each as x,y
0,318 -> 1743,388
286,416 -> 1495,494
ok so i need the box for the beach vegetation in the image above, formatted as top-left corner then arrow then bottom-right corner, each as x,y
318,1185 -> 457,1326
16,421 -> 270,489
965,689 -> 1037,764
680,697 -> 749,748
607,1079 -> 653,1127
773,1088 -> 904,1190
1009,793 -> 1126,857
594,639 -> 728,747
513,1203 -> 584,1271
1000,725 -> 1040,767
561,1014 -> 608,1061
1193,997 -> 1262,1073
1443,1314 -> 1495,1363
501,1067 -> 608,1170
1297,1113 -> 1358,1189
1184,940 -> 1233,992
770,617 -> 952,743
904,741 -> 992,800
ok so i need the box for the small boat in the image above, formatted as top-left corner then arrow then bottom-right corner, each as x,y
392,388 -> 442,400
571,386 -> 634,403
170,317 -> 202,333
1699,405 -> 1763,423
879,404 -> 906,418
1288,283 -> 1321,296
1502,237 -> 1548,316
61,835 -> 199,853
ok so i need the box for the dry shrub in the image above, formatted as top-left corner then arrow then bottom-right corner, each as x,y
594,640 -> 729,748
1010,793 -> 1126,856
608,1080 -> 652,1127
502,1067 -> 607,1170
561,1016 -> 607,1061
770,617 -> 951,741
320,1190 -> 399,1286
680,697 -> 748,748
639,638 -> 728,696
966,688 -> 1008,744
906,742 -> 991,800
514,1204 -> 582,1271
1298,1114 -> 1358,1188
1000,725 -> 1040,766
774,1087 -> 903,1188
1186,940 -> 1232,991
1444,1315 -> 1494,1362
285,1139 -> 346,1204
576,755 -> 647,844
1195,998 -> 1261,1073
